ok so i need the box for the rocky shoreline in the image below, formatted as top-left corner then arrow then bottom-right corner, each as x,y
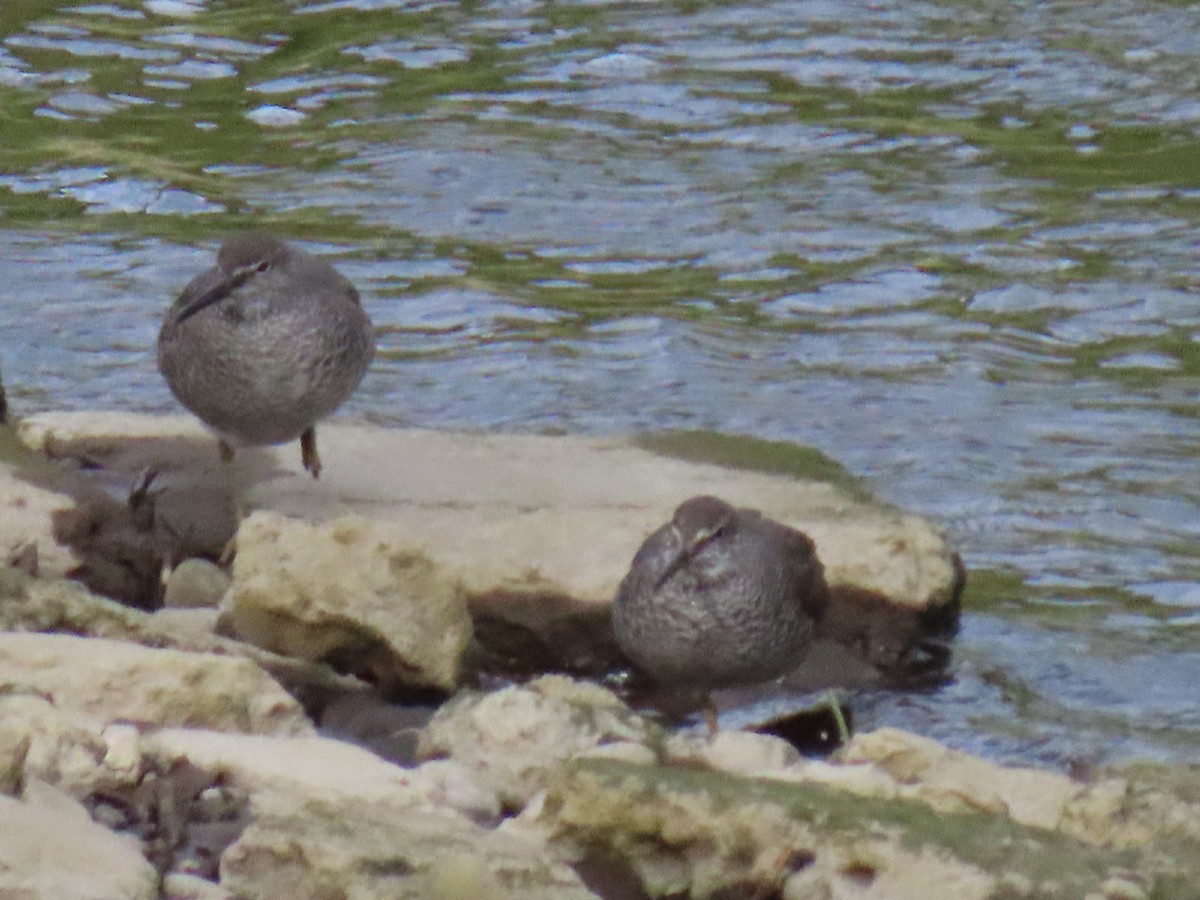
1,412 -> 1196,898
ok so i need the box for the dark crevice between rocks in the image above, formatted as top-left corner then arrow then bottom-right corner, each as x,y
466,591 -> 624,682
314,685 -> 442,768
88,761 -> 251,889
816,579 -> 961,688
573,852 -> 653,900
756,702 -> 856,756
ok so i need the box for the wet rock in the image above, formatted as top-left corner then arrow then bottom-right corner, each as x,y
0,631 -> 313,736
164,558 -> 230,609
223,512 -> 472,692
416,675 -> 659,808
0,778 -> 158,900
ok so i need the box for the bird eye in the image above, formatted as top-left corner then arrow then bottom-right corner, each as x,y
256,260 -> 271,272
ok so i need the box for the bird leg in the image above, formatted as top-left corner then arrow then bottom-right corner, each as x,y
218,439 -> 242,566
300,426 -> 321,479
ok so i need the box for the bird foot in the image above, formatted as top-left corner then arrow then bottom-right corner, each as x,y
300,427 -> 321,479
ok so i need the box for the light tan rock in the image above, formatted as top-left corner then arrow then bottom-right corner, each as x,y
841,727 -> 1087,831
573,740 -> 659,767
0,778 -> 158,900
164,558 -> 230,609
225,512 -> 472,691
783,844 -> 997,900
417,675 -> 658,806
18,412 -> 959,610
0,631 -> 312,736
150,606 -> 223,639
220,797 -> 599,900
536,753 -> 1160,900
0,563 -> 373,707
409,759 -> 503,824
163,872 -> 235,900
0,693 -> 138,799
15,413 -> 962,681
141,727 -> 425,813
0,424 -> 90,583
666,729 -> 802,777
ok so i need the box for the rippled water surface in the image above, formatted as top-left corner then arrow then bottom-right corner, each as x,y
3,0 -> 1200,769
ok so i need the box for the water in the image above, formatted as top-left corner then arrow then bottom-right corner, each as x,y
2,0 -> 1200,770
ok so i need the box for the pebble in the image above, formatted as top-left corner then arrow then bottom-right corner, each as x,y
163,559 -> 230,609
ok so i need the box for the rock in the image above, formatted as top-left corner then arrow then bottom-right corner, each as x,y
409,759 -> 503,825
534,756 -> 1155,900
220,797 -> 599,900
0,718 -> 29,795
0,421 -> 97,585
223,512 -> 472,692
164,558 -> 231,609
0,693 -> 141,800
150,606 -> 223,640
839,727 -> 1098,832
162,872 -> 235,900
16,412 -> 964,681
0,566 -> 371,709
0,631 -> 313,736
141,727 -> 426,813
0,778 -> 158,900
666,729 -> 802,776
416,675 -> 658,807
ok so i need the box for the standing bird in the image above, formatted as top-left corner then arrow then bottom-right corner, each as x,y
613,495 -> 828,701
157,234 -> 375,479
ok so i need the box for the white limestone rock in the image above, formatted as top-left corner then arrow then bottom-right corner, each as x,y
0,631 -> 312,736
164,558 -> 230,609
416,675 -> 658,807
224,512 -> 473,692
0,778 -> 157,900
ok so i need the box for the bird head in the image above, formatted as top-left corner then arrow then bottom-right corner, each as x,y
671,494 -> 736,552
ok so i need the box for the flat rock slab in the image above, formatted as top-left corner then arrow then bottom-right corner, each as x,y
17,411 -> 961,607
15,412 -> 963,682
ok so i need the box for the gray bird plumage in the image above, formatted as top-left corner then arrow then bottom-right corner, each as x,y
157,234 -> 375,478
612,495 -> 828,691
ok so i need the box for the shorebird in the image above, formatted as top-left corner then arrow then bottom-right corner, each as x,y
612,495 -> 829,724
157,233 -> 375,480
